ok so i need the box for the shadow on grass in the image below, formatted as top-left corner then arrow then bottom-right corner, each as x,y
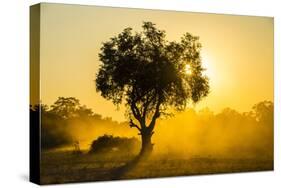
108,154 -> 148,180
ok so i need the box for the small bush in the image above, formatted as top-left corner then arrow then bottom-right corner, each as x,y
89,134 -> 140,155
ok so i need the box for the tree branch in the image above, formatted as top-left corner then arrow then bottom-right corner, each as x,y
142,94 -> 156,118
148,98 -> 161,131
129,119 -> 141,131
131,102 -> 142,121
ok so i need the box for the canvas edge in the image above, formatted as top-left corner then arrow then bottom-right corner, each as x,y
29,3 -> 41,185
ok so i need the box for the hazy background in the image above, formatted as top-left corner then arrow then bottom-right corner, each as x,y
38,99 -> 273,159
35,3 -> 273,122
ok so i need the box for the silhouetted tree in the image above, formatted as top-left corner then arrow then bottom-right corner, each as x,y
39,97 -> 94,150
50,97 -> 93,119
96,22 -> 209,157
252,100 -> 273,124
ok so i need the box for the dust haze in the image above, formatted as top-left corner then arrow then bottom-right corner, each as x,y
38,99 -> 273,160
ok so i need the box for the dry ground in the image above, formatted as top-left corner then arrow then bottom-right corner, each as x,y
40,151 -> 273,185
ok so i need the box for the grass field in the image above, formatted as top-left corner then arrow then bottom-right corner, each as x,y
40,150 -> 273,184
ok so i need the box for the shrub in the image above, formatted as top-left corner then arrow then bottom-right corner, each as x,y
89,134 -> 140,155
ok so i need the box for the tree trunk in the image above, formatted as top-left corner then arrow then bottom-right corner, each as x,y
139,128 -> 154,158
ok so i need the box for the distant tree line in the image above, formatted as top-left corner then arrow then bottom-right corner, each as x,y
154,100 -> 273,158
30,97 -> 273,156
30,97 -> 128,150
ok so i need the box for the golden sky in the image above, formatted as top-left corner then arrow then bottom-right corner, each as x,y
39,3 -> 273,122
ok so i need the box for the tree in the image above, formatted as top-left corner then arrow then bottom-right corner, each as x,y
252,101 -> 273,124
96,22 -> 209,157
50,97 -> 93,119
31,103 -> 74,150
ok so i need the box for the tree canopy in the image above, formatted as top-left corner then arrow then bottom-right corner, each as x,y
50,97 -> 93,119
96,22 -> 209,128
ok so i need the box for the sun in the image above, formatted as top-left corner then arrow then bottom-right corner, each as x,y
201,52 -> 214,79
184,53 -> 214,78
185,64 -> 192,75
201,51 -> 222,91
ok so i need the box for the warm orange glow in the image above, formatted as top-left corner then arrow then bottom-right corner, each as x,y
185,64 -> 192,75
35,4 -> 273,184
38,3 -> 273,122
